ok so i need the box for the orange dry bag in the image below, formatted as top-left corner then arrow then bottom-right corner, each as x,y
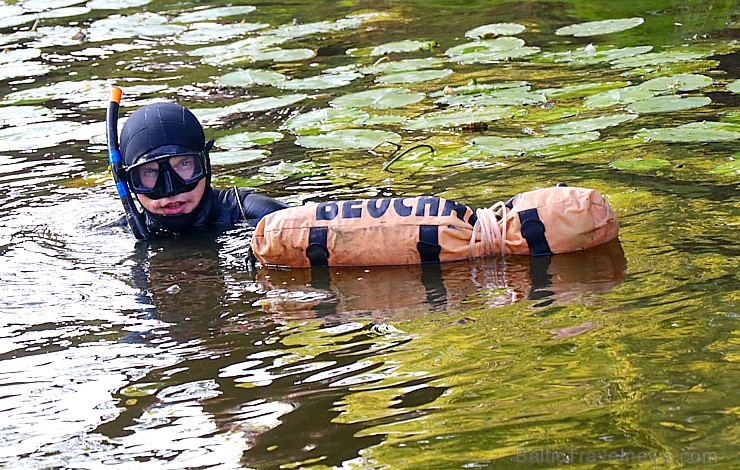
251,186 -> 619,268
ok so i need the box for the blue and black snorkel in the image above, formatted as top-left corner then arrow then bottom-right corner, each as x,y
106,86 -> 150,240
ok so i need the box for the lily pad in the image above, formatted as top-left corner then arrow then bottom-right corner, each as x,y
710,158 -> 740,176
556,17 -> 644,37
275,72 -> 363,90
405,106 -> 526,130
446,37 -> 539,64
627,95 -> 711,114
611,51 -> 709,70
609,158 -> 671,171
471,132 -> 601,156
283,108 -> 370,135
434,86 -> 546,107
636,121 -> 740,142
584,86 -> 656,109
638,74 -> 713,92
193,94 -> 308,126
0,61 -> 51,81
175,23 -> 268,45
0,48 -> 42,64
347,40 -> 436,57
361,57 -> 446,75
173,6 -> 257,23
375,69 -> 452,85
539,81 -> 629,99
0,105 -> 55,127
215,132 -> 284,150
87,12 -> 186,42
37,6 -> 91,19
539,45 -> 653,65
295,129 -> 401,150
0,120 -> 80,152
218,69 -> 287,87
543,114 -> 637,135
465,23 -> 525,39
86,0 -> 152,9
211,149 -> 271,166
330,88 -> 425,110
729,80 -> 740,94
206,47 -> 317,66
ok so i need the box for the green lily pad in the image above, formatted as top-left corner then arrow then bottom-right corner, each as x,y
1,80 -> 167,106
218,69 -> 287,87
87,12 -> 186,42
611,51 -> 709,70
405,106 -> 526,130
538,45 -> 653,65
609,158 -> 671,171
446,37 -> 539,64
330,88 -> 425,110
636,121 -> 740,142
173,6 -> 257,23
232,160 -> 320,187
584,86 -> 656,109
347,39 -> 436,57
638,74 -> 713,92
627,95 -> 711,114
210,149 -> 271,166
543,114 -> 637,135
0,48 -> 42,64
465,23 -> 526,39
275,72 -> 363,90
87,0 -> 152,9
556,17 -> 644,37
710,158 -> 740,176
216,132 -> 284,150
193,94 -> 308,126
0,105 -> 55,127
361,57 -> 446,75
215,132 -> 284,150
538,81 -> 629,99
434,86 -> 546,107
37,6 -> 91,19
375,69 -> 452,85
121,382 -> 160,398
0,61 -> 51,81
201,45 -> 316,66
0,120 -> 80,151
175,23 -> 268,45
471,132 -> 600,156
283,108 -> 370,135
729,80 -> 740,94
295,129 -> 401,150
431,81 -> 529,97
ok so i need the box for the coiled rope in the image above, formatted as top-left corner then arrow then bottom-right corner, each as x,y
469,201 -> 508,258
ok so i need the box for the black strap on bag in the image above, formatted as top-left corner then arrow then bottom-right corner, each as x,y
306,227 -> 330,267
417,225 -> 442,264
518,208 -> 553,256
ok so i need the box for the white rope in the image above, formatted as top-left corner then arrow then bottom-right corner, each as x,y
468,201 -> 508,258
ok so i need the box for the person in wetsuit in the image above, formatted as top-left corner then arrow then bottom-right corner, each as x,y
119,102 -> 287,237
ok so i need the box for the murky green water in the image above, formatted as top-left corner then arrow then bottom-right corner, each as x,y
1,0 -> 738,468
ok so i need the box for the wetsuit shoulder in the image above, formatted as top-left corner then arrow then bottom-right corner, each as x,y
212,188 -> 288,227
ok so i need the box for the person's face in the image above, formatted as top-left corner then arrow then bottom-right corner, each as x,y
137,178 -> 206,215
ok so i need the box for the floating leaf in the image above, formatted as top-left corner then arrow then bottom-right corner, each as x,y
710,158 -> 740,176
175,23 -> 268,45
638,74 -> 713,92
173,6 -> 257,23
729,80 -> 740,94
584,86 -> 656,109
0,61 -> 51,81
539,81 -> 629,99
627,95 -> 710,114
275,72 -> 363,90
295,129 -> 401,150
283,108 -> 370,135
471,132 -> 600,156
611,51 -> 709,69
87,12 -> 186,42
0,120 -> 80,151
446,37 -> 539,64
348,40 -> 436,57
375,69 -> 452,85
86,0 -> 152,9
636,121 -> 740,142
215,132 -> 284,150
556,17 -> 644,37
609,158 -> 671,171
543,114 -> 637,135
361,57 -> 446,75
405,106 -> 526,130
434,87 -> 546,107
0,48 -> 42,63
538,45 -> 653,65
0,105 -> 55,127
465,23 -> 525,39
193,94 -> 307,126
218,69 -> 287,87
330,88 -> 425,110
211,149 -> 271,166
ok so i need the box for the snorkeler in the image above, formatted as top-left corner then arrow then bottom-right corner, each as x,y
112,98 -> 288,239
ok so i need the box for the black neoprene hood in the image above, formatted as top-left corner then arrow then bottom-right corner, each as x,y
120,102 -> 206,167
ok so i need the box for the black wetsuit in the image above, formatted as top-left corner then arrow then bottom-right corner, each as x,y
142,187 -> 288,236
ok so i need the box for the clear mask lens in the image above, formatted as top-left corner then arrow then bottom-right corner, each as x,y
127,153 -> 206,199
